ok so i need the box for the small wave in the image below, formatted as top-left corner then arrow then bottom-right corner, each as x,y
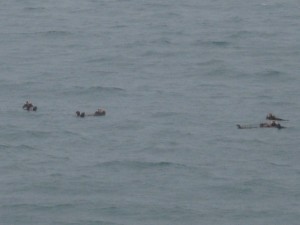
0,81 -> 31,91
3,128 -> 53,141
198,82 -> 230,89
230,30 -> 253,39
40,30 -> 74,38
22,130 -> 52,138
60,129 -> 82,137
0,144 -> 10,150
49,173 -> 63,178
268,161 -> 289,167
1,202 -> 74,211
23,7 -> 46,11
144,2 -> 171,8
85,56 -> 116,63
242,178 -> 287,192
64,85 -> 125,96
110,24 -> 128,29
150,37 -> 172,45
93,160 -> 187,171
88,86 -> 125,92
14,144 -> 37,151
210,41 -> 230,47
231,30 -> 274,38
77,219 -> 123,225
44,153 -> 70,162
140,50 -> 171,57
192,40 -> 231,47
151,111 -> 182,118
197,59 -> 225,66
19,30 -> 74,38
260,70 -> 283,77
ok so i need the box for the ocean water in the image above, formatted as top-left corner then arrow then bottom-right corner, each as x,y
0,0 -> 300,224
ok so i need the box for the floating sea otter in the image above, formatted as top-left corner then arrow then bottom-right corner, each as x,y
259,120 -> 284,129
237,121 -> 285,129
266,113 -> 288,121
76,111 -> 85,117
22,101 -> 37,111
76,108 -> 106,118
237,113 -> 288,129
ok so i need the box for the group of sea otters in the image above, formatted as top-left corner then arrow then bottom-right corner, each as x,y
22,101 -> 106,117
75,109 -> 106,117
23,102 -> 286,128
260,113 -> 288,129
22,101 -> 37,111
237,113 -> 288,129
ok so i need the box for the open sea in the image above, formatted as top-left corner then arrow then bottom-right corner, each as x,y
0,0 -> 300,224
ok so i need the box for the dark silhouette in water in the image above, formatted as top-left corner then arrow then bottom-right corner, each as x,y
76,111 -> 85,118
76,108 -> 106,118
23,101 -> 37,111
93,108 -> 106,116
237,113 -> 287,129
259,121 -> 284,129
266,113 -> 288,121
237,121 -> 285,129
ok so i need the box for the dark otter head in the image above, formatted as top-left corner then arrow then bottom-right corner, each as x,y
76,111 -> 80,116
95,110 -> 106,116
80,112 -> 85,118
33,106 -> 37,111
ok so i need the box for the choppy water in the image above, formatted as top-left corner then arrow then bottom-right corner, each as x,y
1,0 -> 300,224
